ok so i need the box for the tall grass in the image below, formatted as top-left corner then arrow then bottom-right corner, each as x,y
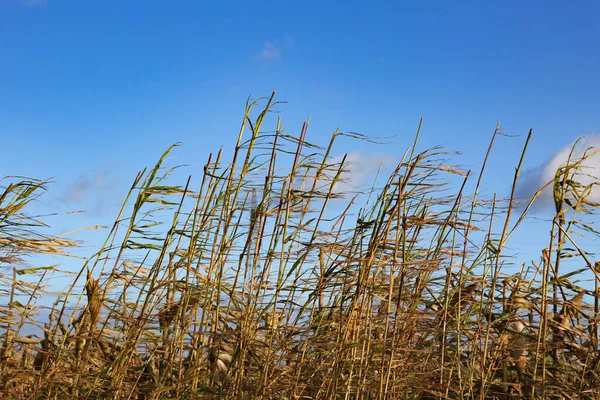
1,93 -> 599,399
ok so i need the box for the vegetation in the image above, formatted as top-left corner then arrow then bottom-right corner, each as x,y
1,93 -> 599,399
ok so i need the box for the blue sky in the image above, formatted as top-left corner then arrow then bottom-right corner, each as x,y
1,0 -> 599,269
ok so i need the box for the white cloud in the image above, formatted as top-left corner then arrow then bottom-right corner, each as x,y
253,37 -> 294,62
258,41 -> 281,61
295,152 -> 393,198
516,134 -> 600,212
332,152 -> 393,194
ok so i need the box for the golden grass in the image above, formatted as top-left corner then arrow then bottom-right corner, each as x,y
1,93 -> 600,399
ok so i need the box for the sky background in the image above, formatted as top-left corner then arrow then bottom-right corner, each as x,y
1,0 -> 599,276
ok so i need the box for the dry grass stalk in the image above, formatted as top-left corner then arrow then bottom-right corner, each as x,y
0,94 -> 599,399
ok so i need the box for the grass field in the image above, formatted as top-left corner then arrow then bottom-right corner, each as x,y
1,94 -> 600,399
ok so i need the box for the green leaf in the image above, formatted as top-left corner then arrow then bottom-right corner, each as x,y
16,265 -> 58,275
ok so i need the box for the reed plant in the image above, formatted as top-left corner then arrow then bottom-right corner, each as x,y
1,93 -> 599,399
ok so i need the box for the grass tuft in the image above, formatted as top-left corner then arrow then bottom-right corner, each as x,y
1,94 -> 600,399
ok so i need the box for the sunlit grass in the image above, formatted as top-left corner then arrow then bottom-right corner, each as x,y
1,93 -> 599,399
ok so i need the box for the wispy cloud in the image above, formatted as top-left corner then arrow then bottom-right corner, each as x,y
516,134 -> 600,212
57,166 -> 120,214
332,152 -> 393,194
294,152 -> 393,198
253,36 -> 294,62
257,41 -> 281,61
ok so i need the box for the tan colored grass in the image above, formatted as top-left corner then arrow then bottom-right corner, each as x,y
1,94 -> 599,399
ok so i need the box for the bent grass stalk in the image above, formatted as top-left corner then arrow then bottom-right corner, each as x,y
1,94 -> 600,399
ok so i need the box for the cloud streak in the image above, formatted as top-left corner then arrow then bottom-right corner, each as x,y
57,166 -> 120,214
516,134 -> 600,212
253,36 -> 293,62
331,152 -> 393,194
294,152 -> 393,199
258,41 -> 281,61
